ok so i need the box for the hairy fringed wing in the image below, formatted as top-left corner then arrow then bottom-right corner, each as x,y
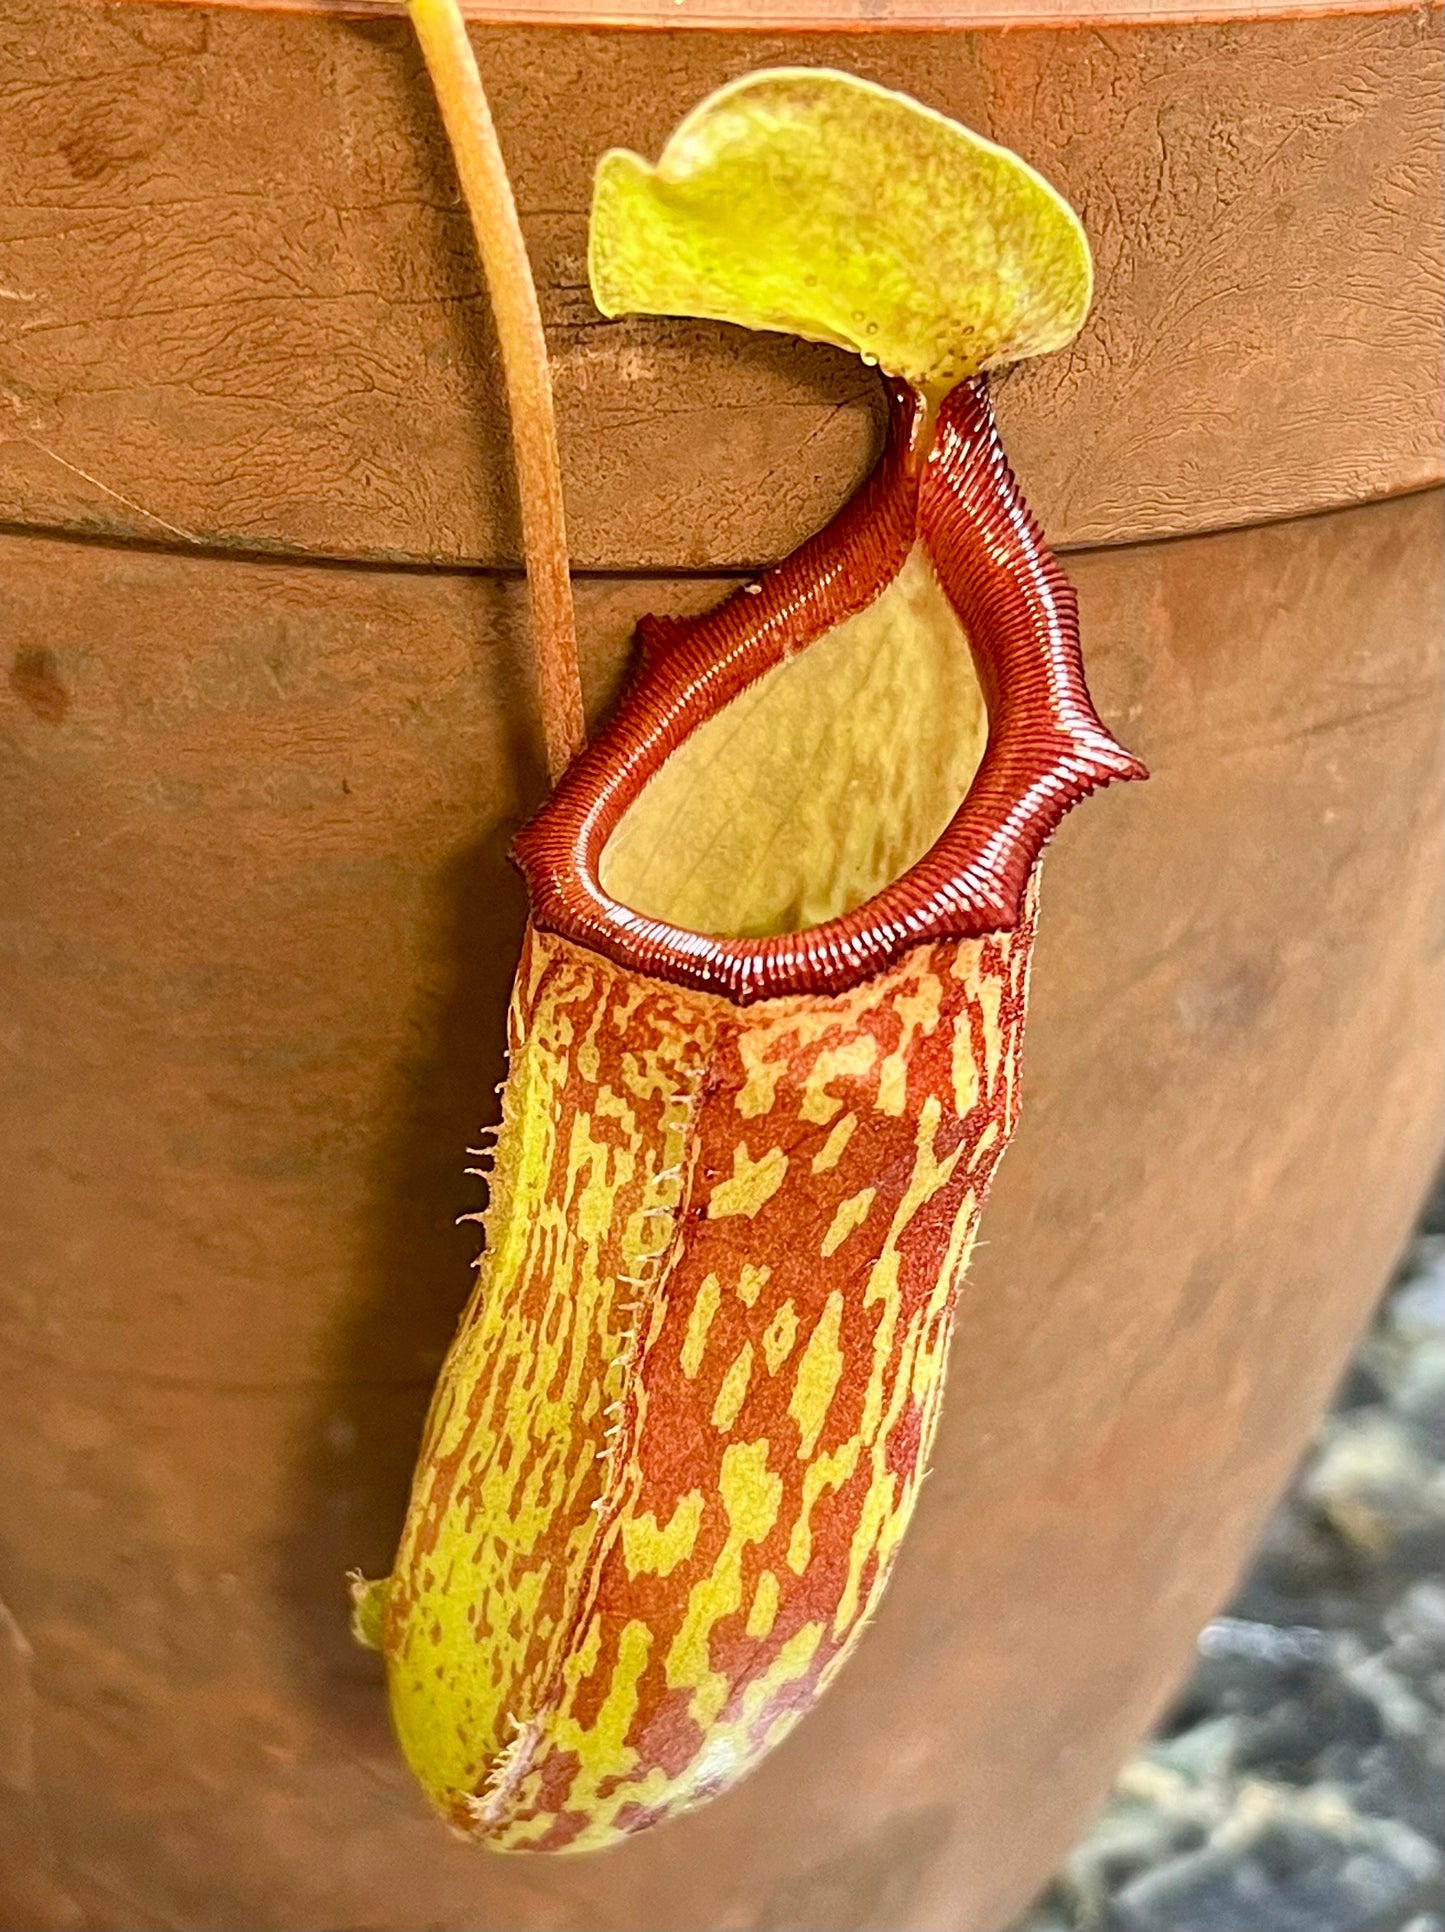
357,67 -> 1144,1852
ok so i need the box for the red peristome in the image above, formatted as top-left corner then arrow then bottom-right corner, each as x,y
512,377 -> 1145,1005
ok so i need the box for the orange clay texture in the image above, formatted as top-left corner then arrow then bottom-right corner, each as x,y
380,897 -> 1034,1850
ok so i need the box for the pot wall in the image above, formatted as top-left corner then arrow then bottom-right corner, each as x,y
2,489 -> 1441,1931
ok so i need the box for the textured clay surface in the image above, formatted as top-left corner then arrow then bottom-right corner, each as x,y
0,2 -> 1439,567
1,487 -> 1440,1930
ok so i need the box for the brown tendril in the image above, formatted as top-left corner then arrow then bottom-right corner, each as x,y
408,0 -> 585,783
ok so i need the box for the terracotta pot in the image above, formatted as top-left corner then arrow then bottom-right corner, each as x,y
0,2 -> 1440,1927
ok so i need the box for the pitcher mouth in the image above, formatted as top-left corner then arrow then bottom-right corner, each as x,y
512,377 -> 1145,1007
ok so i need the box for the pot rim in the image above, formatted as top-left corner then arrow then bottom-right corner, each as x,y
121,0 -> 1429,35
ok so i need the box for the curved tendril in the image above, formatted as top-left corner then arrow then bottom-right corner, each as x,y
408,0 -> 584,782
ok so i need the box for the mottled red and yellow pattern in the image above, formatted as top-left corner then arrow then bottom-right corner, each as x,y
383,889 -> 1033,1849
